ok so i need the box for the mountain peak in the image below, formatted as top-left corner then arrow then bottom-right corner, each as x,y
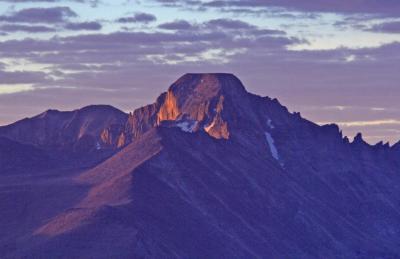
170,73 -> 247,97
352,132 -> 370,147
154,73 -> 248,139
78,104 -> 125,113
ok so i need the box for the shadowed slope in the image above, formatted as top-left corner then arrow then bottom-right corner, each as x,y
0,137 -> 53,174
28,124 -> 400,258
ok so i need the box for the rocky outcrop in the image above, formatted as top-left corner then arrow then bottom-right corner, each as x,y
126,73 -> 253,141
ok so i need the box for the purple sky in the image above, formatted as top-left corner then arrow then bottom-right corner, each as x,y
0,0 -> 400,144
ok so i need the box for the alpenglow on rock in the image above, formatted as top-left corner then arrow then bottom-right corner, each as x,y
1,73 -> 400,258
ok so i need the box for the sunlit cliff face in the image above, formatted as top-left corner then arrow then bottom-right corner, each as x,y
157,91 -> 180,123
154,74 -> 245,139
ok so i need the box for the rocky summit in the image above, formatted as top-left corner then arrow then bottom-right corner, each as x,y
1,73 -> 400,258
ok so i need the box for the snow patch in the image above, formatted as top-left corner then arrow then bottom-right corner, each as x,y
176,120 -> 197,133
267,119 -> 275,129
204,120 -> 216,132
265,132 -> 279,161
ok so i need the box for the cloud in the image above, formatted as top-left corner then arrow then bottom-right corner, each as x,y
0,84 -> 34,95
155,0 -> 400,16
0,0 -> 52,1
322,105 -> 349,111
117,13 -> 157,24
0,7 -> 77,23
0,0 -> 64,1
64,21 -> 102,31
156,18 -> 286,36
0,25 -> 299,67
0,70 -> 49,85
319,119 -> 400,127
158,20 -> 194,30
368,21 -> 400,33
0,69 -> 50,95
0,19 -> 302,95
0,0 -> 99,7
0,7 -> 102,33
205,18 -> 255,29
1,20 -> 397,74
0,24 -> 55,33
370,107 -> 386,111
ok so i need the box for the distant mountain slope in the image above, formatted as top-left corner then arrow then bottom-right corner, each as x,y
1,74 -> 400,258
0,105 -> 129,169
0,105 -> 128,151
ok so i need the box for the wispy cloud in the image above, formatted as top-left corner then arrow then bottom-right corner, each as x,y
368,21 -> 400,34
0,84 -> 34,94
0,7 -> 77,23
0,0 -> 100,7
0,24 -> 55,33
64,21 -> 102,31
117,12 -> 156,24
370,107 -> 386,111
155,0 -> 400,16
322,105 -> 350,111
319,119 -> 400,127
